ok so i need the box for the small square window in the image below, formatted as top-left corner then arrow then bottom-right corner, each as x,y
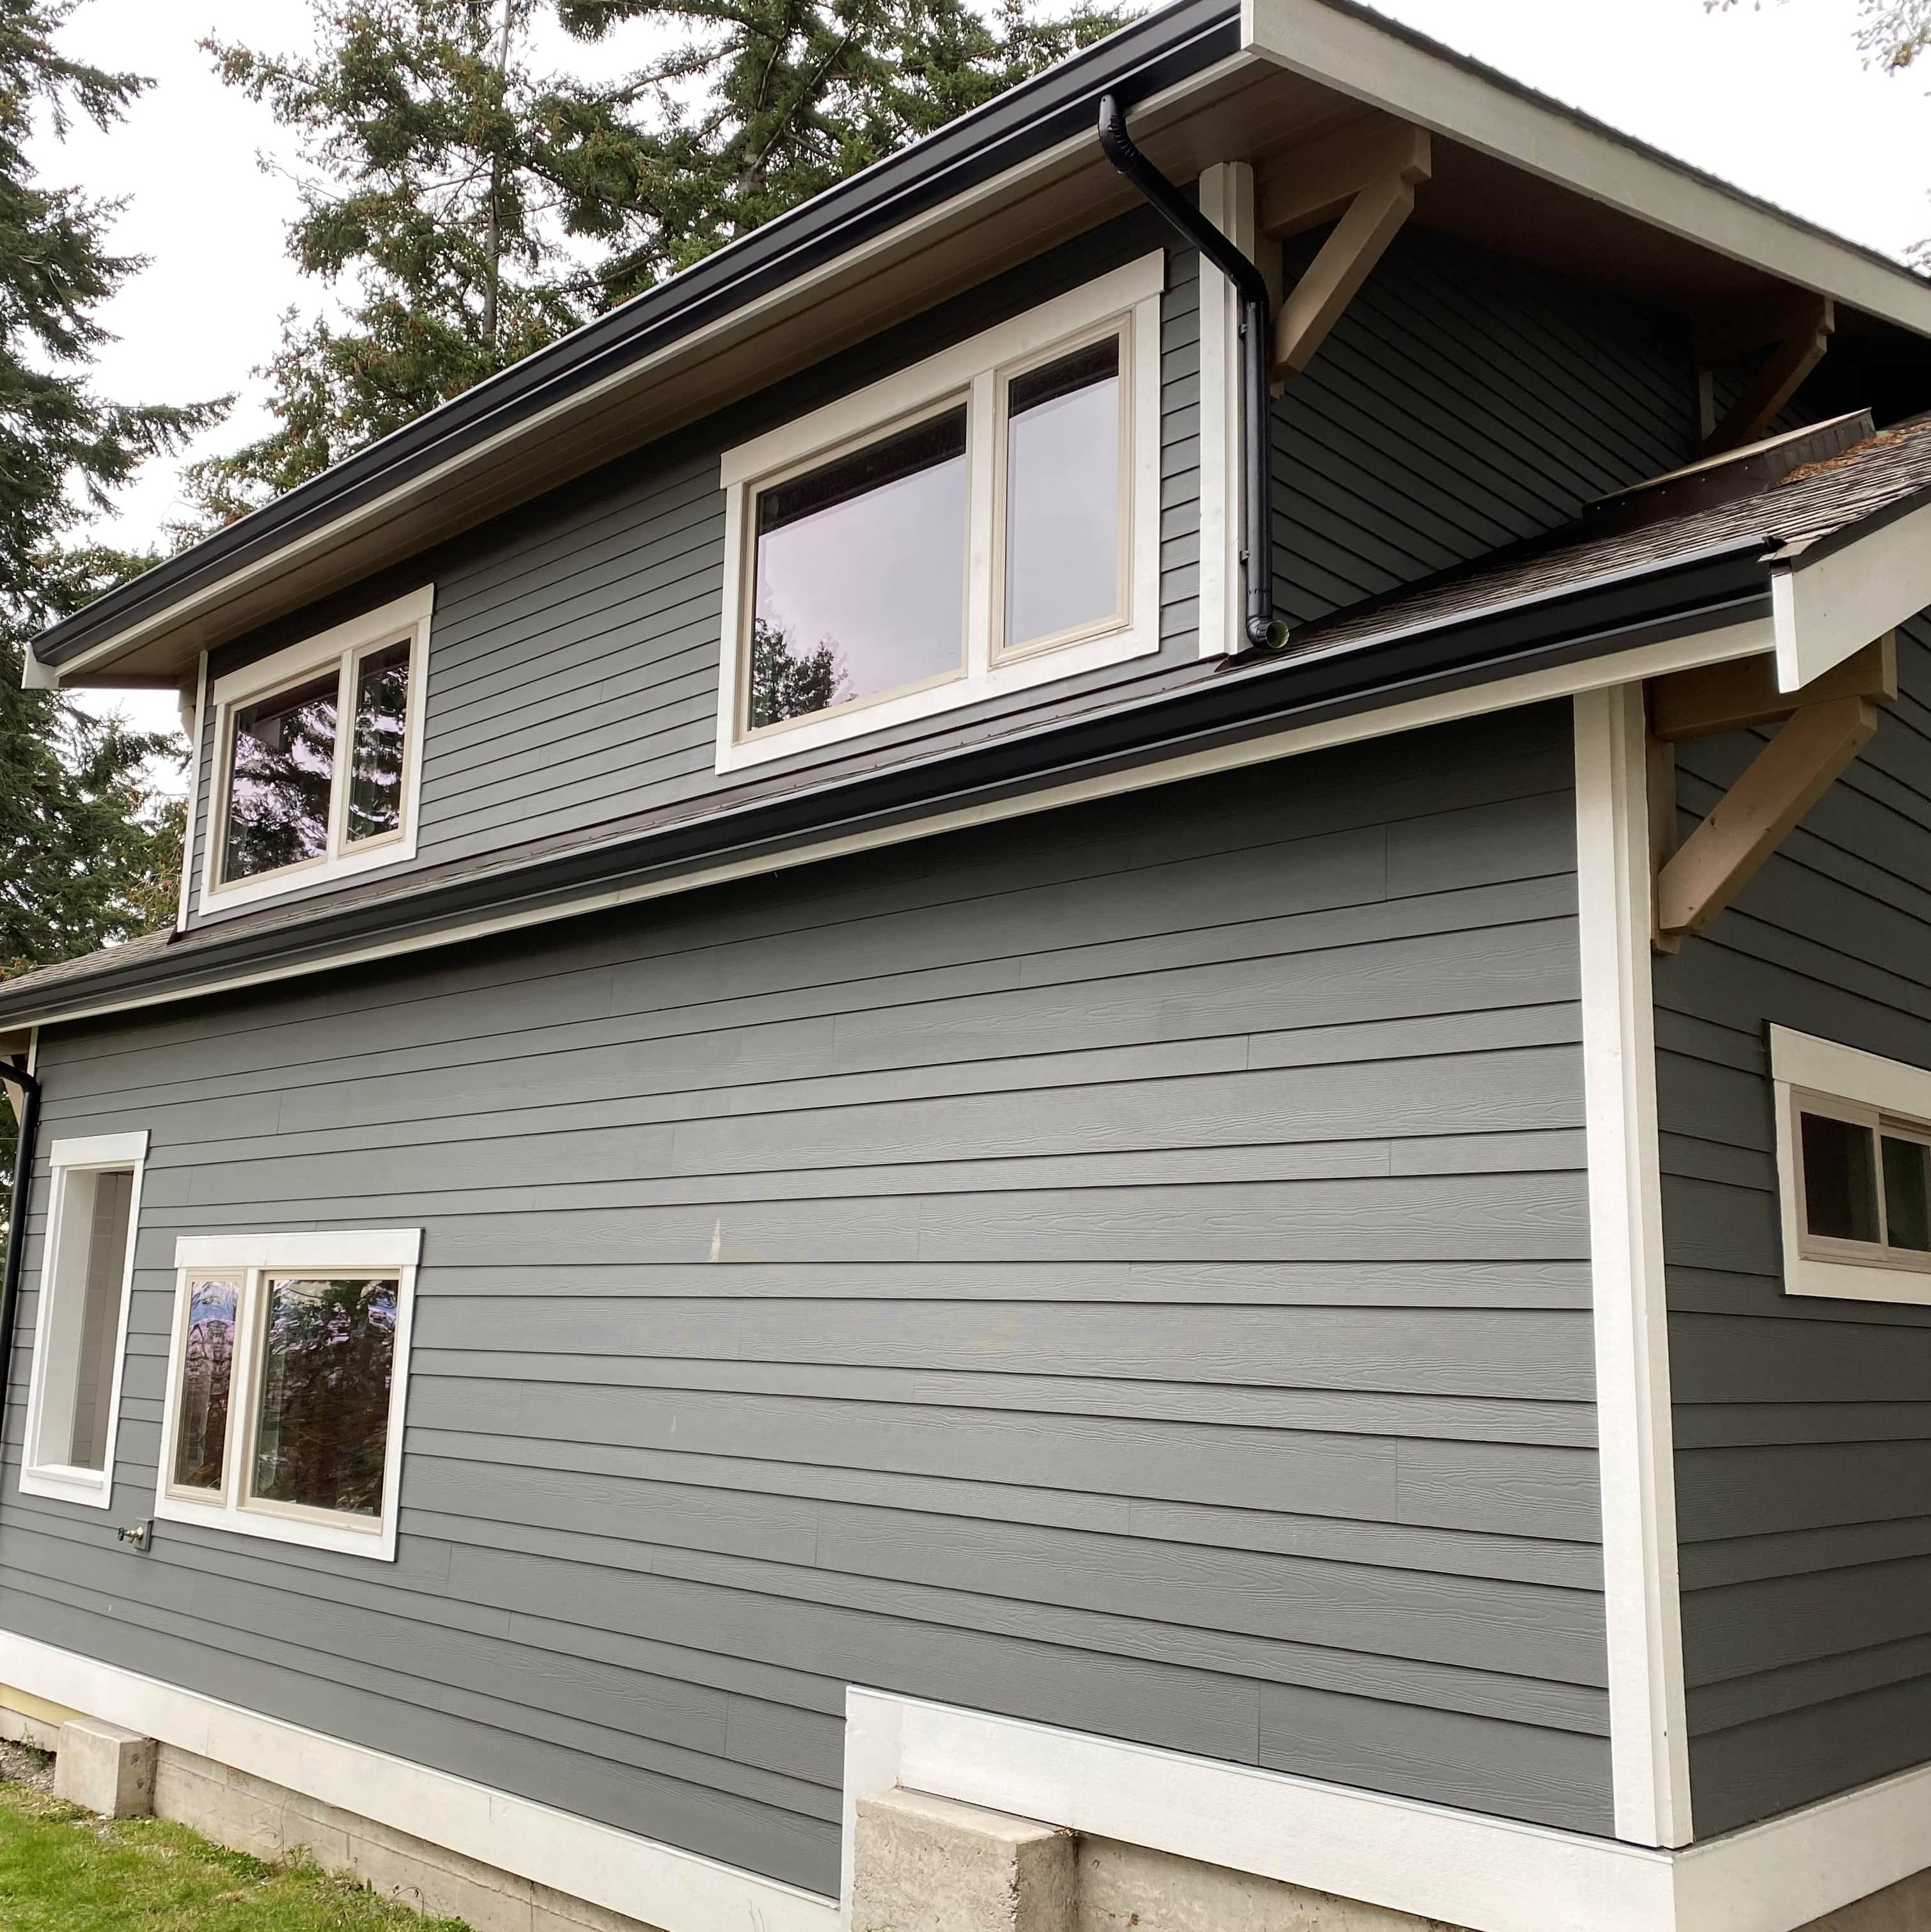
1773,1026 -> 1931,1304
157,1232 -> 420,1560
20,1133 -> 148,1510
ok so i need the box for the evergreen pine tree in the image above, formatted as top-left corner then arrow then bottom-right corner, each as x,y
0,0 -> 218,1187
181,0 -> 1131,527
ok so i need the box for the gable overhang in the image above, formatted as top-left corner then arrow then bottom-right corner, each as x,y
1242,0 -> 1931,341
28,0 -> 1931,695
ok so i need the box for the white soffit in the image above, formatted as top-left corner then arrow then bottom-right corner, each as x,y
1240,0 -> 1931,342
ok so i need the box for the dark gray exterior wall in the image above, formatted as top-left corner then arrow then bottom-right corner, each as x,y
1271,226 -> 1699,626
1654,613 -> 1931,1838
185,217 -> 1705,929
9,702 -> 1609,1893
182,211 -> 1205,923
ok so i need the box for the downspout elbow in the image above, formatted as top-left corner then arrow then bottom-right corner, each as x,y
1097,93 -> 1286,653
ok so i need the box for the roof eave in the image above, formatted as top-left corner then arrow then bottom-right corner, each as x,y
1243,0 -> 1931,336
0,540 -> 1774,1033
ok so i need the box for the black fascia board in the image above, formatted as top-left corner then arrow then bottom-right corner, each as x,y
3,538 -> 1771,1028
33,0 -> 1239,673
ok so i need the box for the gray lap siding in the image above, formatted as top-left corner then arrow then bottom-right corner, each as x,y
8,703 -> 1607,1894
185,217 -> 1705,933
1655,613 -> 1931,1837
184,211 -> 1204,923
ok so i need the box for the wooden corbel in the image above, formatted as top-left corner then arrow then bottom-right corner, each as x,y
1258,119 -> 1431,385
1694,290 -> 1834,457
1646,636 -> 1895,948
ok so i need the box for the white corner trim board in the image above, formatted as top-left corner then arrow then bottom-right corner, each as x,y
0,1631 -> 833,1932
1572,687 -> 1691,1851
843,1687 -> 1931,1932
1193,161 -> 1253,660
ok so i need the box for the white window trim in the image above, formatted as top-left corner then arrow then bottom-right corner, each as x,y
19,1131 -> 149,1511
198,586 -> 434,918
155,1229 -> 422,1560
714,253 -> 1166,773
1771,1025 -> 1931,1305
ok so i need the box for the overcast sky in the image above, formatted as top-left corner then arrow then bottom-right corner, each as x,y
32,0 -> 1931,747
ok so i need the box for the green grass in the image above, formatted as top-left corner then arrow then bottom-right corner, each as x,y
0,1783 -> 471,1931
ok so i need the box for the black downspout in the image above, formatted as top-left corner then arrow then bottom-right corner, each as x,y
1097,93 -> 1286,653
0,1059 -> 41,1454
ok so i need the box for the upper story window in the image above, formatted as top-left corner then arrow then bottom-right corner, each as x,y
200,586 -> 434,916
20,1131 -> 148,1510
715,254 -> 1164,773
156,1229 -> 421,1560
1772,1025 -> 1931,1305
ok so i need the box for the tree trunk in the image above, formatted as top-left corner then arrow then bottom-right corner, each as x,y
481,0 -> 515,360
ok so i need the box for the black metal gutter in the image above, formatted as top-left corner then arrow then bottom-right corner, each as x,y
0,538 -> 1771,1031
33,0 -> 1241,675
1098,94 -> 1285,650
0,1060 -> 42,1456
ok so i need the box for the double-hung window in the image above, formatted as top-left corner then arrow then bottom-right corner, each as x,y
20,1133 -> 147,1508
1772,1026 -> 1931,1304
200,587 -> 433,915
715,254 -> 1164,771
156,1230 -> 420,1559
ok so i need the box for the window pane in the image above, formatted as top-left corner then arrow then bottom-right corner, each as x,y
1883,1135 -> 1931,1252
250,1276 -> 396,1519
63,1169 -> 132,1471
173,1276 -> 238,1492
1801,1111 -> 1880,1243
1005,339 -> 1122,651
750,407 -> 967,728
346,641 -> 410,844
223,671 -> 339,882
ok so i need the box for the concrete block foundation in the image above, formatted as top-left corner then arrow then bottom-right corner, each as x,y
854,1788 -> 1077,1932
53,1717 -> 155,1818
149,1745 -> 670,1932
856,1790 -> 1931,1932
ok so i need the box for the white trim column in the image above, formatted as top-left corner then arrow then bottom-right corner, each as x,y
1195,161 -> 1256,659
1573,684 -> 1693,1848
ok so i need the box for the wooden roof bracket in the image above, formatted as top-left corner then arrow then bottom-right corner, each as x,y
1645,634 -> 1895,951
1259,120 -> 1432,388
1694,291 -> 1835,458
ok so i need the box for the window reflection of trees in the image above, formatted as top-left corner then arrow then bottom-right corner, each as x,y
174,1284 -> 235,1491
251,1277 -> 396,1519
347,643 -> 410,842
748,617 -> 848,727
224,674 -> 338,881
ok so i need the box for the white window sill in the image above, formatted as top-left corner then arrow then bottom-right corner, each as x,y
19,1464 -> 112,1509
717,620 -> 1160,774
153,1491 -> 398,1562
198,833 -> 416,920
1783,1253 -> 1931,1307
